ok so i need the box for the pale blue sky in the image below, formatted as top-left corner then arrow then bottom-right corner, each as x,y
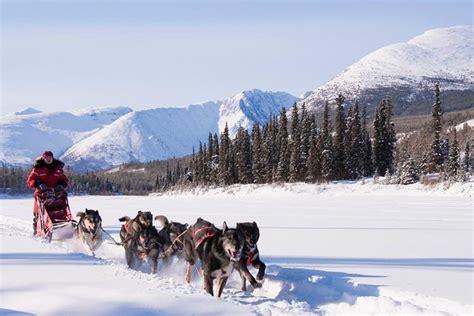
1,0 -> 472,114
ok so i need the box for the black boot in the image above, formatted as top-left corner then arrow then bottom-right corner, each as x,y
33,216 -> 38,236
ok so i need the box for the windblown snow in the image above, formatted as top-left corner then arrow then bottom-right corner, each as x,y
1,182 -> 472,315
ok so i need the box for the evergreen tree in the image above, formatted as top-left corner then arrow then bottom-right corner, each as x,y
447,130 -> 460,180
276,107 -> 290,182
210,133 -> 220,184
299,103 -> 311,180
361,106 -> 373,177
321,102 -> 334,181
251,123 -> 265,183
384,97 -> 396,174
463,141 -> 471,174
207,133 -> 214,163
229,141 -> 238,184
218,123 -> 232,185
429,84 -> 444,172
334,94 -> 346,179
235,127 -> 252,184
440,138 -> 450,165
201,143 -> 210,184
305,116 -> 319,182
289,104 -> 301,182
261,123 -> 272,182
270,115 -> 280,180
399,157 -> 420,185
197,142 -> 204,184
347,102 -> 364,179
373,97 -> 396,176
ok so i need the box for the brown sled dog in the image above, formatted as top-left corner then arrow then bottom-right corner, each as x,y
118,210 -> 153,244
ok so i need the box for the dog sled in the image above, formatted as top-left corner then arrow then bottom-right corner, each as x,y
35,189 -> 75,242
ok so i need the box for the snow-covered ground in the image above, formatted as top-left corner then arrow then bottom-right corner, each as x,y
1,182 -> 473,315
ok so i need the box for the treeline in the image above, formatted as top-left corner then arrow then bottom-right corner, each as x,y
174,84 -> 471,189
1,85 -> 472,195
191,96 -> 377,186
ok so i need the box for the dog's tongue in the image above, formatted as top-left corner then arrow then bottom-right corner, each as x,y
228,249 -> 239,260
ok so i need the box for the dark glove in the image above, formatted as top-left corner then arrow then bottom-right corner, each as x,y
54,184 -> 64,193
54,184 -> 65,193
38,183 -> 49,191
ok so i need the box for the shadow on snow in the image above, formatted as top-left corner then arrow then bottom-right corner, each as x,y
0,252 -> 102,265
265,256 -> 474,269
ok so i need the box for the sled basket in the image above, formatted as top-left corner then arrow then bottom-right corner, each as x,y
35,190 -> 74,241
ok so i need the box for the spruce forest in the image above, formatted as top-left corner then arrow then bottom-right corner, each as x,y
1,84 -> 472,195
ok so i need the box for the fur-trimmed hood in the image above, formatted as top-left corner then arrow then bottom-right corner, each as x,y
33,157 -> 65,169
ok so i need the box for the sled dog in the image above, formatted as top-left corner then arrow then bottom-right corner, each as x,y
123,225 -> 161,273
118,210 -> 153,244
184,217 -> 244,297
74,209 -> 103,256
155,215 -> 188,261
235,222 -> 266,290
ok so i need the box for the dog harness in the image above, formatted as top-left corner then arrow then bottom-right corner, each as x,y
123,220 -> 131,233
245,246 -> 258,266
192,225 -> 216,249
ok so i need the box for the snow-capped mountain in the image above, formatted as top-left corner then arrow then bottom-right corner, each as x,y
301,26 -> 473,114
2,90 -> 297,170
60,90 -> 298,171
219,89 -> 299,138
0,107 -> 132,165
61,102 -> 222,171
14,107 -> 42,116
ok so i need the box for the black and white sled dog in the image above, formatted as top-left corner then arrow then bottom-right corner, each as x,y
123,225 -> 161,274
155,215 -> 188,263
184,217 -> 244,297
74,209 -> 103,256
235,222 -> 266,291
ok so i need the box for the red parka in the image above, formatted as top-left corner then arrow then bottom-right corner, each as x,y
27,157 -> 68,214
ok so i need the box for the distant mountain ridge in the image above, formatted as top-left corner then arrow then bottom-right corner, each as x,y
0,106 -> 133,165
300,26 -> 473,115
1,90 -> 297,170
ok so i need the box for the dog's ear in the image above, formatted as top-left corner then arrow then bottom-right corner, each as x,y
222,221 -> 228,232
155,215 -> 169,227
76,211 -> 85,218
253,221 -> 258,227
119,216 -> 130,222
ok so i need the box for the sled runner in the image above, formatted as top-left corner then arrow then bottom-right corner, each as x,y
35,189 -> 75,242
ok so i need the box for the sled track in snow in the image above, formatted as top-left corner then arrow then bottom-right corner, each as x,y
1,214 -> 472,315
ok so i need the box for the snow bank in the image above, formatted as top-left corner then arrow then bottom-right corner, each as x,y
155,179 -> 473,198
